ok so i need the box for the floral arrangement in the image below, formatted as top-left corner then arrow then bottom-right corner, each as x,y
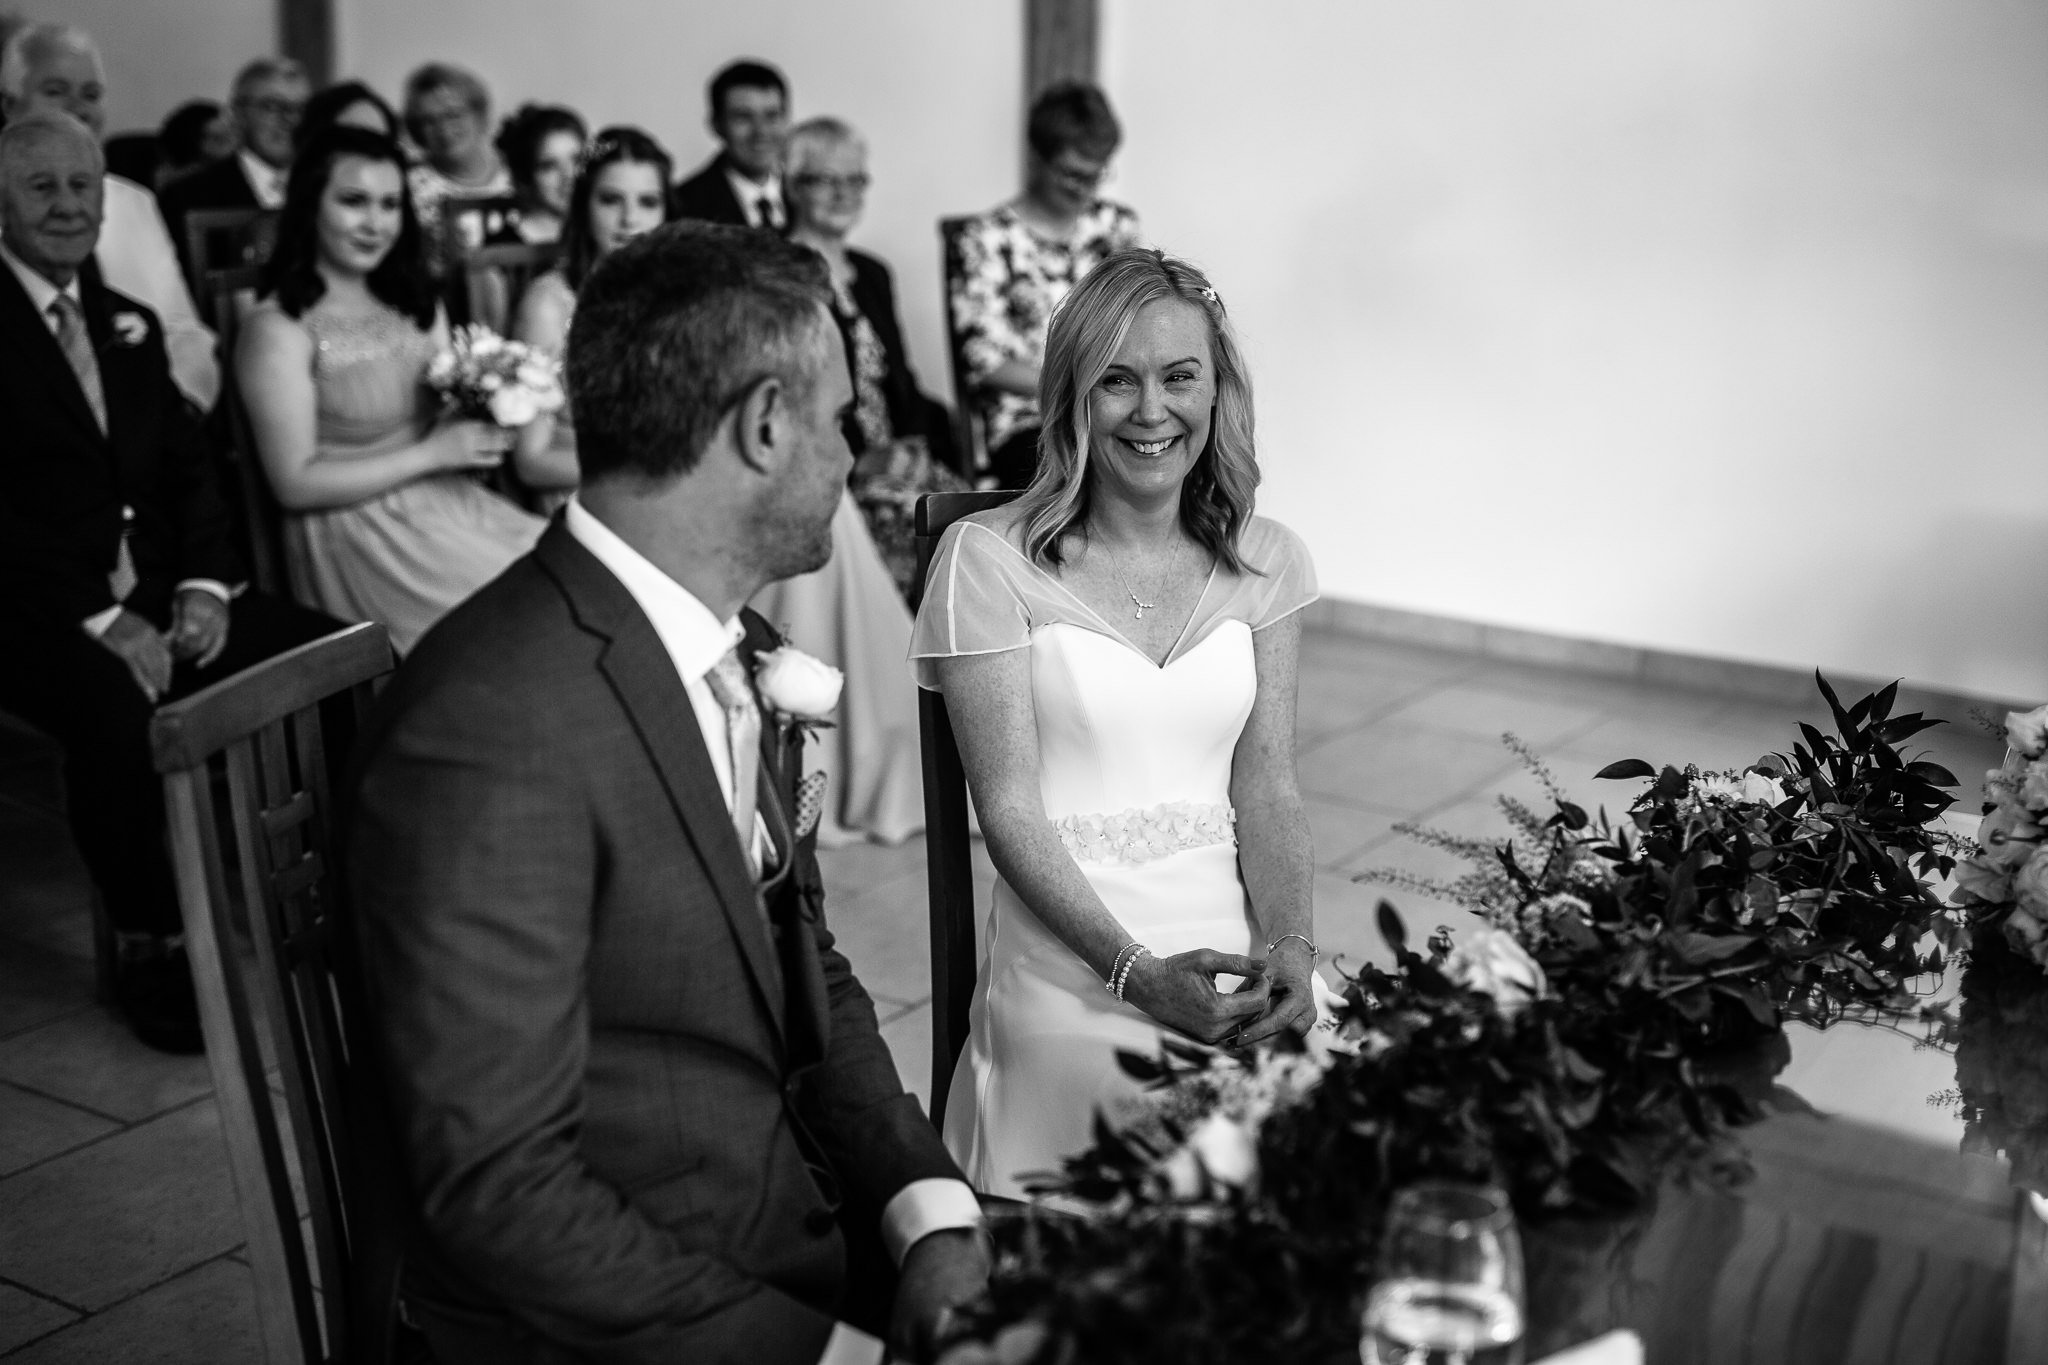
1948,704 -> 2048,972
425,324 -> 565,429
1369,676 -> 1963,1034
947,677 -> 1960,1365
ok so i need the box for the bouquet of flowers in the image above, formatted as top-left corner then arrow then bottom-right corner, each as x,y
1367,676 -> 1963,1035
425,324 -> 565,429
1948,704 -> 2048,971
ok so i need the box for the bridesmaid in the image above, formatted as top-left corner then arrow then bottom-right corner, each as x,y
236,125 -> 544,654
510,125 -> 673,510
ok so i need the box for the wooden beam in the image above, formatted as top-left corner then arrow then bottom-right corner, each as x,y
278,0 -> 334,87
1025,0 -> 1099,99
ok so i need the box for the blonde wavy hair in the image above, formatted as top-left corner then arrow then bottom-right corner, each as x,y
1014,249 -> 1260,574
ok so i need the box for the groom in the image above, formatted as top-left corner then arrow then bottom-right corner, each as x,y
348,222 -> 987,1363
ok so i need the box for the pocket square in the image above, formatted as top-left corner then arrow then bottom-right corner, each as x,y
793,770 -> 827,841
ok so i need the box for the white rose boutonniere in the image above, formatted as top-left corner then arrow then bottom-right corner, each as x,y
110,312 -> 149,348
754,644 -> 843,724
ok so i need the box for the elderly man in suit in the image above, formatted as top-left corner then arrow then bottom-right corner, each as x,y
672,59 -> 791,231
348,220 -> 989,1364
156,56 -> 308,271
0,110 -> 334,1051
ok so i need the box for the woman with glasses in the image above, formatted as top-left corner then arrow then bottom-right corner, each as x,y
950,82 -> 1143,488
509,126 -> 674,509
400,62 -> 511,276
738,117 -> 936,847
783,116 -> 966,597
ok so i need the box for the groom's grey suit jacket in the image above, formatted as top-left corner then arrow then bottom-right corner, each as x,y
347,518 -> 957,1362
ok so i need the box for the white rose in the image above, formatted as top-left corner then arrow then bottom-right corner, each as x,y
426,350 -> 457,386
1159,1144 -> 1204,1200
2007,705 -> 2048,759
1954,855 -> 2014,905
488,386 -> 540,428
1444,928 -> 1547,1018
1979,802 -> 2045,871
1186,1112 -> 1259,1190
1738,770 -> 1788,807
754,645 -> 843,720
2015,846 -> 2048,917
516,359 -> 558,392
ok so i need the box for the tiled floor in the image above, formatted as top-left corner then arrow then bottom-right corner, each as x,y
0,629 -> 2007,1358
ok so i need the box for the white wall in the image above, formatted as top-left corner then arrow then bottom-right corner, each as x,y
28,0 -> 274,132
337,0 -> 1021,411
1105,0 -> 2048,700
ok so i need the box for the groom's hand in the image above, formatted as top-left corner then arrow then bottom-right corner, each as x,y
890,1227 -> 992,1364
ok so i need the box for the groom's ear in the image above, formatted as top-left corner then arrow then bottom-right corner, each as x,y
731,374 -> 792,476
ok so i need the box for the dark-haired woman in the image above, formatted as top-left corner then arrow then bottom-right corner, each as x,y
236,126 -> 543,653
494,103 -> 585,245
293,80 -> 401,149
509,125 -> 672,507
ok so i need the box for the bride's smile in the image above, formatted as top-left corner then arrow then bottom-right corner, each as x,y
1088,297 -> 1215,497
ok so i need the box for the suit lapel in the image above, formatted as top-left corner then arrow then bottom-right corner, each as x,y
534,522 -> 788,1048
0,259 -> 106,445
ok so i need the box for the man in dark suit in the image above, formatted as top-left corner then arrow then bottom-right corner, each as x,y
347,221 -> 989,1364
157,57 -> 307,275
0,110 -> 335,1052
671,59 -> 791,231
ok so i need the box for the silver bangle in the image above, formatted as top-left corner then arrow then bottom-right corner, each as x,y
1266,932 -> 1318,962
1105,941 -> 1142,994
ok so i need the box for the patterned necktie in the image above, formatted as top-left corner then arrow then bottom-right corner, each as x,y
703,648 -> 763,877
49,294 -> 107,434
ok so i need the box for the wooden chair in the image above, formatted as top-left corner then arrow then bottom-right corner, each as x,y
150,621 -> 402,1365
915,490 -> 1018,1128
183,207 -> 279,293
451,238 -> 559,338
937,216 -> 991,482
199,263 -> 291,598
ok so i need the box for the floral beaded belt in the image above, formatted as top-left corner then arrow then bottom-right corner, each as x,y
1052,801 -> 1237,867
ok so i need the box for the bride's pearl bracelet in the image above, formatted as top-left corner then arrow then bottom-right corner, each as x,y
1107,942 -> 1150,1001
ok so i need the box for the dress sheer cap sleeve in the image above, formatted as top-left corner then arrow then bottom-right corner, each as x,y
909,520 -> 1035,689
1240,516 -> 1319,629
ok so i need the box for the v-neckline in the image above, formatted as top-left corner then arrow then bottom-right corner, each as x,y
970,522 -> 1222,670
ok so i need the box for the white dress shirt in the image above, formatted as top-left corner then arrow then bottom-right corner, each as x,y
562,498 -> 982,1365
1,240 -> 230,638
97,174 -> 220,410
724,165 -> 785,230
236,148 -> 287,209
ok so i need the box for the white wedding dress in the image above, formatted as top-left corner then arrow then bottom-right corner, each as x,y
911,514 -> 1318,1196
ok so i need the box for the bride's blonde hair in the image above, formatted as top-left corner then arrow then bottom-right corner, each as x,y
1014,249 -> 1260,574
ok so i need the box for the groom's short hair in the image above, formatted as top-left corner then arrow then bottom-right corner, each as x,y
568,221 -> 831,484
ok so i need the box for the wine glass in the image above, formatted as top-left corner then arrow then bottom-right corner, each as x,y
1360,1180 -> 1526,1365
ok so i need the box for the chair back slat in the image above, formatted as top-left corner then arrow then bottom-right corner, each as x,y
450,239 -> 558,338
200,262 -> 290,597
914,491 -> 1018,1127
936,217 -> 990,481
152,622 -> 398,1365
183,207 -> 279,293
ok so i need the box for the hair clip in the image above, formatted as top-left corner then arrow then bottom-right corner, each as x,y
1199,285 -> 1220,307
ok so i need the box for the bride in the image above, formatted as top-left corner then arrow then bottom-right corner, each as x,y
911,249 -> 1326,1196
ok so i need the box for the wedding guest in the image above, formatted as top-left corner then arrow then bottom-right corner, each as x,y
510,124 -> 672,508
400,62 -> 509,273
783,115 -> 966,599
0,111 -> 336,1053
492,102 -> 585,244
237,125 -> 543,654
950,82 -> 1141,487
155,100 -> 237,187
914,249 -> 1328,1196
672,58 -> 789,230
349,219 -> 988,1364
158,57 -> 309,266
295,80 -> 400,147
0,22 -> 220,410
